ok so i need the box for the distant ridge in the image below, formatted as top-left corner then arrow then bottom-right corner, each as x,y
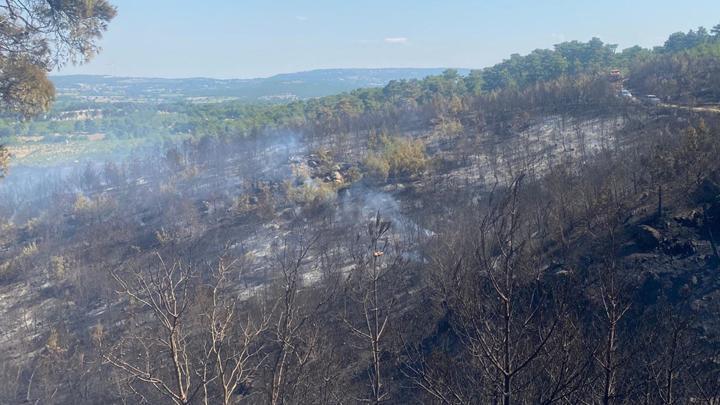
50,68 -> 472,103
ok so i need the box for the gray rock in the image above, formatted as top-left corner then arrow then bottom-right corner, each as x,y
674,209 -> 701,228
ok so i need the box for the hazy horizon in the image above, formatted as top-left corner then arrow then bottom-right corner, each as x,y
49,67 -> 468,81
54,0 -> 720,79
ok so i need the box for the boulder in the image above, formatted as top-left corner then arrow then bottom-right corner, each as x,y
332,171 -> 344,183
674,210 -> 701,228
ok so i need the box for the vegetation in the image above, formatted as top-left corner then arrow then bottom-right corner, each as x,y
365,135 -> 428,182
6,23 -> 720,167
0,0 -> 116,174
628,41 -> 720,102
4,20 -> 720,405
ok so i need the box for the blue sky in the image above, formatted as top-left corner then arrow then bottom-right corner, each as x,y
57,0 -> 720,79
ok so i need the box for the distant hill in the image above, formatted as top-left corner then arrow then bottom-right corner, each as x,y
51,68 -> 470,104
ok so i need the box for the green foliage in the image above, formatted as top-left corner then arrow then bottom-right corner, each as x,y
482,38 -> 617,91
0,0 -> 116,174
627,41 -> 720,102
0,0 -> 116,116
364,136 -> 428,183
363,155 -> 390,184
286,180 -> 338,205
383,137 -> 428,178
0,60 -> 55,118
661,26 -> 714,53
345,165 -> 364,183
4,22 -> 720,171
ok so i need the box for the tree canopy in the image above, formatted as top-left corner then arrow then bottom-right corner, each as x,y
0,0 -> 116,176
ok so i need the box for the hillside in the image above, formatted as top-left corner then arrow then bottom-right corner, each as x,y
51,68 -> 469,104
4,94 -> 720,404
7,29 -> 720,167
2,24 -> 720,405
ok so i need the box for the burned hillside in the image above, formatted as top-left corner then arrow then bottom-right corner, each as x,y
2,84 -> 720,404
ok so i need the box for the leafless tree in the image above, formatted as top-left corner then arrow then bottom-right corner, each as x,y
264,231 -> 338,405
341,214 -> 406,404
417,175 -> 572,405
201,258 -> 270,405
99,254 -> 204,405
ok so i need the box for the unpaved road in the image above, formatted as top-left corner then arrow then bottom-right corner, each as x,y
660,103 -> 720,114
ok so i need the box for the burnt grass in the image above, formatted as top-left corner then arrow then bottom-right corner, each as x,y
2,106 -> 720,403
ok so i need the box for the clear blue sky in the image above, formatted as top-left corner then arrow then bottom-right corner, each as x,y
56,0 -> 720,79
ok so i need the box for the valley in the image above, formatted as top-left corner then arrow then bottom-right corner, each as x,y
2,13 -> 720,404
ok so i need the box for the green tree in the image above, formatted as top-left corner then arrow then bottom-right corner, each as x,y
712,23 -> 720,37
0,0 -> 116,176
